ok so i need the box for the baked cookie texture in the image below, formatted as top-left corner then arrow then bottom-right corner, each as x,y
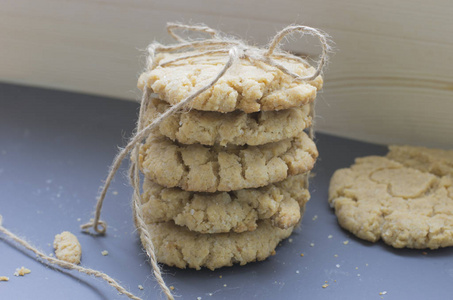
139,131 -> 318,192
387,145 -> 453,177
53,231 -> 82,264
139,220 -> 293,270
138,51 -> 323,113
145,97 -> 312,146
329,156 -> 453,249
140,173 -> 309,234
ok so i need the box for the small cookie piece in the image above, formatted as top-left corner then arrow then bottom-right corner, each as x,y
387,145 -> 453,177
137,220 -> 293,270
141,173 -> 309,233
138,51 -> 323,113
53,231 -> 82,264
145,97 -> 312,146
139,131 -> 318,192
329,156 -> 453,249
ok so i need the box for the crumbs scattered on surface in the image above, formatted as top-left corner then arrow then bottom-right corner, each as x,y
355,267 -> 358,270
296,270 -> 300,274
343,240 -> 349,245
310,243 -> 315,247
112,191 -> 118,195
300,253 -> 304,257
77,218 -> 81,222
197,297 -> 202,300
312,215 -> 318,221
379,291 -> 387,295
138,285 -> 144,290
101,250 -> 109,256
223,284 -> 227,287
328,235 -> 333,239
14,267 -> 31,277
0,276 -> 9,281
289,238 -> 293,243
219,275 -> 222,279
170,286 -> 175,291
336,264 -> 340,268
334,254 -> 338,257
322,283 -> 329,288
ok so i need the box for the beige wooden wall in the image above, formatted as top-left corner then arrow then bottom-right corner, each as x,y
1,0 -> 453,148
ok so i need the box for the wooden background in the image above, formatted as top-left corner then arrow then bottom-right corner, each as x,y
1,0 -> 452,148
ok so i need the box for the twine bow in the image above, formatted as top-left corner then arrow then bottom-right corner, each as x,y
81,23 -> 331,300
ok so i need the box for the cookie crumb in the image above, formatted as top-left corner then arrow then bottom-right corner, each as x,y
219,275 -> 222,279
328,235 -> 333,239
112,191 -> 118,195
101,250 -> 109,256
322,284 -> 329,288
312,215 -> 318,221
0,276 -> 9,281
336,264 -> 340,268
170,286 -> 175,291
379,291 -> 387,295
223,284 -> 227,287
310,243 -> 315,247
54,231 -> 82,264
271,250 -> 276,256
14,267 -> 31,276
357,274 -> 361,277
355,267 -> 358,270
334,254 -> 338,257
197,297 -> 202,300
300,253 -> 304,257
343,240 -> 349,245
289,238 -> 293,243
208,293 -> 213,296
77,218 -> 81,222
138,285 -> 144,290
366,263 -> 369,266
296,270 -> 300,274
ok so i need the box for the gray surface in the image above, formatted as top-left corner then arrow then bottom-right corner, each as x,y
1,82 -> 452,300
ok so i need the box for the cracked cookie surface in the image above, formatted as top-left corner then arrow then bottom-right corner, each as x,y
329,156 -> 453,249
137,220 -> 293,270
138,51 -> 323,113
387,145 -> 453,177
140,173 -> 309,234
139,131 -> 318,192
145,97 -> 312,146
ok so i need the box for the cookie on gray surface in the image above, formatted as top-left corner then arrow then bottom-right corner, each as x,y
387,145 -> 453,177
145,97 -> 312,146
139,131 -> 318,192
136,220 -> 293,270
329,156 -> 453,249
140,173 -> 309,234
138,50 -> 323,113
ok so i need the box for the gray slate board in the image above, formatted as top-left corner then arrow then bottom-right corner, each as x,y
0,83 -> 451,300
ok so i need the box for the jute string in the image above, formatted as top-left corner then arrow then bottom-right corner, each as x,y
0,215 -> 142,300
78,23 -> 329,299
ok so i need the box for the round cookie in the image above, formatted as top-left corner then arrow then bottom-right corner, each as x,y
387,145 -> 453,177
140,173 -> 309,234
136,220 -> 293,270
138,50 -> 323,113
329,156 -> 453,249
145,97 -> 312,146
139,131 -> 318,192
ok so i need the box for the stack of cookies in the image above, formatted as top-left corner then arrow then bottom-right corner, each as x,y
135,50 -> 323,270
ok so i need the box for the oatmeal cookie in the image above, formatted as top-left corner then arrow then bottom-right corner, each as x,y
145,97 -> 312,146
139,131 -> 318,192
329,156 -> 453,249
136,220 -> 293,270
140,173 -> 309,233
138,51 -> 323,113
